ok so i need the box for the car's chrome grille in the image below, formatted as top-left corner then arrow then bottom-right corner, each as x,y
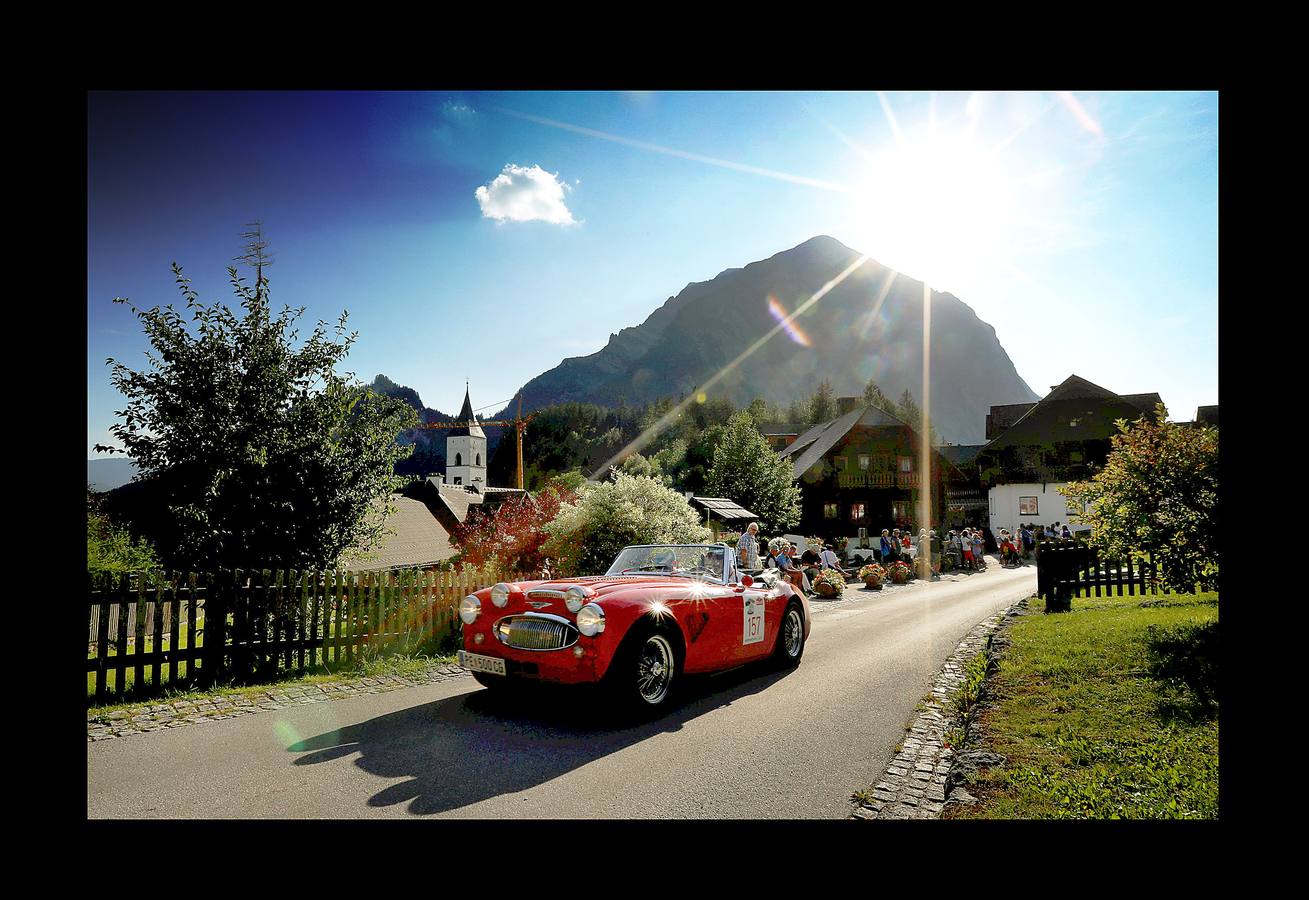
495,615 -> 578,651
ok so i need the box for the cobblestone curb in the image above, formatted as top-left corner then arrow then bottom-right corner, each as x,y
849,595 -> 1030,820
88,664 -> 473,742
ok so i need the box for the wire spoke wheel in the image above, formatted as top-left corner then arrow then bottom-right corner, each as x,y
783,607 -> 804,658
635,634 -> 675,705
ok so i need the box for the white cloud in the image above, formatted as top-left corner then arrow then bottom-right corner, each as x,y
442,100 -> 476,119
475,164 -> 577,225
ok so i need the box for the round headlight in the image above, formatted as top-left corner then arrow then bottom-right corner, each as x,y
490,583 -> 511,607
576,603 -> 606,637
565,585 -> 588,613
459,594 -> 482,624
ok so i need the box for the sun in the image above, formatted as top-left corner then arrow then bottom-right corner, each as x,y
847,127 -> 1021,293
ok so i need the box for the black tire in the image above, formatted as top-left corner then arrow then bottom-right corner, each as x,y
606,621 -> 682,714
773,601 -> 806,668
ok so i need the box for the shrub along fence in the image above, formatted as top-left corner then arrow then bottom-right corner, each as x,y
87,566 -> 525,704
1036,540 -> 1158,612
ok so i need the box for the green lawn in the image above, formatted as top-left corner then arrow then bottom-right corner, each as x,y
945,590 -> 1218,819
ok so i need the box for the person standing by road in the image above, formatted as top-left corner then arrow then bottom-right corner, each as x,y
738,522 -> 761,570
880,529 -> 897,565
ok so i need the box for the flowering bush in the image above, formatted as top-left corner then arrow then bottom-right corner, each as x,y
812,568 -> 846,597
454,484 -> 576,573
889,560 -> 912,584
858,563 -> 886,585
542,473 -> 713,576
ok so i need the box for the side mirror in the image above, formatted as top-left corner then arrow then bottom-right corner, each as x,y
740,574 -> 754,588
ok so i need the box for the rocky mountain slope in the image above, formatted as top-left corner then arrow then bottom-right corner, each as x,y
493,235 -> 1037,444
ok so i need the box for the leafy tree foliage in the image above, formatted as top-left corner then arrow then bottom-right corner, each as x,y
618,451 -> 668,483
1061,405 -> 1218,592
98,258 -> 417,571
542,473 -> 713,576
809,379 -> 836,424
704,412 -> 801,532
863,377 -> 895,414
87,490 -> 159,575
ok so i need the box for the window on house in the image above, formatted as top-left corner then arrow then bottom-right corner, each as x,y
859,454 -> 870,470
834,455 -> 848,471
824,503 -> 838,519
1019,496 -> 1038,515
455,453 -> 462,467
850,502 -> 866,521
898,456 -> 913,473
476,454 -> 481,466
892,500 -> 908,521
453,477 -> 462,485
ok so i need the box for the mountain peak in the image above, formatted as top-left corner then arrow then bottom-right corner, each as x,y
505,237 -> 1037,443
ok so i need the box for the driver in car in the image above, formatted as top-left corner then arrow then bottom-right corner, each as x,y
649,548 -> 678,572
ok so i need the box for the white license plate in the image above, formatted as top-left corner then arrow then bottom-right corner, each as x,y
459,650 -> 506,676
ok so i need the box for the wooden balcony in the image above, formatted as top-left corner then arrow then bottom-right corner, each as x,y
837,470 -> 900,484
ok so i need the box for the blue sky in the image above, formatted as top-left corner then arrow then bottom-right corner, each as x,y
88,90 -> 1217,455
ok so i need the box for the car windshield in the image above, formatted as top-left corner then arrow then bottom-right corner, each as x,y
606,545 -> 727,581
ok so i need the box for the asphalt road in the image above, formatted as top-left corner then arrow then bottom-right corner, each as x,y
87,561 -> 1036,819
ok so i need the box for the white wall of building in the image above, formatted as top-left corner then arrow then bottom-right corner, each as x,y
445,433 -> 487,490
988,483 -> 1089,536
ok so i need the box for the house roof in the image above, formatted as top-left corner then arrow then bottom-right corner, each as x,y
432,478 -> 484,523
690,496 -> 758,521
338,494 -> 456,571
936,444 -> 985,466
781,404 -> 916,479
760,423 -> 809,436
1120,393 -> 1165,416
986,402 -> 1038,439
980,375 -> 1162,454
1197,405 -> 1218,426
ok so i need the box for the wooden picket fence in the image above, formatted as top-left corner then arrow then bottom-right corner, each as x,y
87,566 -> 525,704
1036,540 -> 1156,611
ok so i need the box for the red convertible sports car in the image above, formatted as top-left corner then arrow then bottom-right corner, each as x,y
457,543 -> 811,712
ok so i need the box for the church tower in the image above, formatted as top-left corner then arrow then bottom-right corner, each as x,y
445,385 -> 487,491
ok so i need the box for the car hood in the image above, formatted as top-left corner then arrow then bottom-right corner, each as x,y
520,574 -> 726,602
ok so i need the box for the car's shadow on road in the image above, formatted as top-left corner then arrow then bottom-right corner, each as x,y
287,664 -> 792,815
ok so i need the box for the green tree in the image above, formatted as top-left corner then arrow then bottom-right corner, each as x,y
895,389 -> 921,426
619,451 -> 667,483
891,388 -> 940,444
863,378 -> 895,414
98,241 -> 418,571
1061,404 -> 1218,592
543,473 -> 713,576
809,379 -> 836,424
87,489 -> 160,575
704,412 -> 801,533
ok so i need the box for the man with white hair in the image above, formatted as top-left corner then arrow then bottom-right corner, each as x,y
738,522 -> 761,570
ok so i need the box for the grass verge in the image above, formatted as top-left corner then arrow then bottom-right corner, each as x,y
944,590 -> 1218,819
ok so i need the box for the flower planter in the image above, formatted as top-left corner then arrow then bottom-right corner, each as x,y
815,581 -> 837,598
863,578 -> 883,590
